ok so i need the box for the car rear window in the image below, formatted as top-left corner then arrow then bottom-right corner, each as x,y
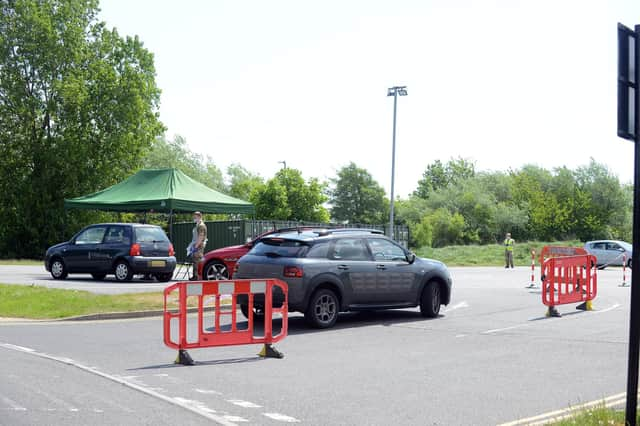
250,239 -> 309,258
135,227 -> 169,243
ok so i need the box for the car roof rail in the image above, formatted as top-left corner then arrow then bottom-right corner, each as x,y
315,228 -> 384,236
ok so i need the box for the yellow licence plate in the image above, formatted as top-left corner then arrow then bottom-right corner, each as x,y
150,260 -> 166,267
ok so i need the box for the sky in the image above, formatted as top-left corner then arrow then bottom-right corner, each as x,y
98,0 -> 640,198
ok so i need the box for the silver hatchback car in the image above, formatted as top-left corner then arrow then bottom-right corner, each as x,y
234,228 -> 452,328
584,240 -> 632,269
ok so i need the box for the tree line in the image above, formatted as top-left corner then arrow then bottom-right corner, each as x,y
0,0 -> 631,258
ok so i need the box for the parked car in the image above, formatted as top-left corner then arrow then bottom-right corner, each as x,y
234,228 -> 452,328
198,226 -> 328,280
584,240 -> 632,269
45,223 -> 177,282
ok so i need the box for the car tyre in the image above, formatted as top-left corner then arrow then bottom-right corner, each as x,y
155,272 -> 173,282
50,258 -> 68,280
114,261 -> 133,282
91,273 -> 106,280
420,281 -> 441,318
628,258 -> 633,269
204,260 -> 229,280
305,288 -> 339,329
240,304 -> 265,321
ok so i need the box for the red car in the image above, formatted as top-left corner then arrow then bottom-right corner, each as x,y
197,227 -> 321,280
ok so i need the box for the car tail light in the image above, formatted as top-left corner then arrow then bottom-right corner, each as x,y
283,266 -> 303,278
129,243 -> 141,256
168,243 -> 175,256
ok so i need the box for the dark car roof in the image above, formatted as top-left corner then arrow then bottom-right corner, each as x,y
83,223 -> 163,228
261,228 -> 386,242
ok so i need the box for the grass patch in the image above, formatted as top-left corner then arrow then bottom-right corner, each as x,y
0,259 -> 43,266
547,404 -> 628,425
415,240 -> 583,267
0,284 -> 168,319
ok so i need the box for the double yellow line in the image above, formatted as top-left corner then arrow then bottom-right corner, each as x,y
497,391 -> 630,425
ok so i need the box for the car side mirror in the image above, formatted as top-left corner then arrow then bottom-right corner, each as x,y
407,252 -> 416,264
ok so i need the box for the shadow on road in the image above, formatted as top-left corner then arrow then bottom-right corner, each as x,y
127,356 -> 264,371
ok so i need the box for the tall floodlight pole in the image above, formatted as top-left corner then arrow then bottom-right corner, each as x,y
387,86 -> 408,241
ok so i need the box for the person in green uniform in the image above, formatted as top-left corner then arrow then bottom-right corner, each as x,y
504,232 -> 515,268
188,211 -> 208,280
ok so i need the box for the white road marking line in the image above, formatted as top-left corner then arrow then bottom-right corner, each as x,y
224,415 -> 249,422
153,373 -> 169,377
443,301 -> 469,312
497,391 -> 629,426
1,395 -> 27,411
482,302 -> 621,335
0,343 -> 35,352
263,413 -> 301,422
483,324 -> 528,335
93,408 -> 104,413
195,388 -> 222,395
0,342 -> 238,426
70,408 -> 79,412
227,399 -> 262,408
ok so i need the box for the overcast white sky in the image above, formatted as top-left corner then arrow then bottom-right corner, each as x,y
99,0 -> 640,198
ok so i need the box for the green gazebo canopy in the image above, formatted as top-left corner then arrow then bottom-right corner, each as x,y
64,168 -> 254,214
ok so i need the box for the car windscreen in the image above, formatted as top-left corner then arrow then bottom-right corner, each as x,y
250,239 -> 309,258
135,227 -> 169,243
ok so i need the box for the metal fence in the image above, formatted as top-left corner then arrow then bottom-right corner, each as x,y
170,220 -> 409,263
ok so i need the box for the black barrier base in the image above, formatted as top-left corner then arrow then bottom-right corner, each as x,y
258,344 -> 284,359
175,349 -> 195,365
546,306 -> 562,317
576,301 -> 593,311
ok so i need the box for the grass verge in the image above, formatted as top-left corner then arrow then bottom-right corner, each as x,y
0,284 -> 168,319
547,404 -> 628,425
415,240 -> 584,267
0,259 -> 43,266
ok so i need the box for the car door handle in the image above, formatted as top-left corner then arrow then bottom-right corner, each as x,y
376,265 -> 387,270
337,265 -> 349,270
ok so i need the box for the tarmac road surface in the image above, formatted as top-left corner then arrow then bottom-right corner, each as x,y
0,266 -> 634,425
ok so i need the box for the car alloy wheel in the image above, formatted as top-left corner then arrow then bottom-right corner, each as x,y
114,261 -> 133,282
50,260 -> 67,279
305,288 -> 339,328
204,261 -> 229,280
420,281 -> 441,318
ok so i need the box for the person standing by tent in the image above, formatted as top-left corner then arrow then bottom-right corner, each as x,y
188,211 -> 208,280
504,232 -> 515,268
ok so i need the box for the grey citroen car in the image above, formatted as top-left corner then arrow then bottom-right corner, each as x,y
234,228 -> 452,328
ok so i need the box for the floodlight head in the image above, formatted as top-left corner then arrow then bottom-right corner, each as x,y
387,86 -> 408,96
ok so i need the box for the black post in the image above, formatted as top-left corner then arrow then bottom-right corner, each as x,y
625,24 -> 640,426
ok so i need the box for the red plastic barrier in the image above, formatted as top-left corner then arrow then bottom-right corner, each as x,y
163,279 -> 288,351
539,246 -> 587,265
542,255 -> 597,307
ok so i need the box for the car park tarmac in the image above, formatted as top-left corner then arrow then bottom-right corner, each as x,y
0,265 -> 634,425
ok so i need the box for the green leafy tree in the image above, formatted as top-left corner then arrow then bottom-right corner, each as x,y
251,168 -> 329,222
329,162 -> 388,224
251,179 -> 290,220
427,208 -> 466,247
143,135 -> 225,191
414,157 -> 475,199
226,163 -> 264,202
0,0 -> 164,258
